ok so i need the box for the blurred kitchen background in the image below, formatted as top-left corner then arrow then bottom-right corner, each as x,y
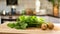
0,0 -> 60,24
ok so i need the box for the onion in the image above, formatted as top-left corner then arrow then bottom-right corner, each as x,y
41,23 -> 47,30
47,23 -> 54,29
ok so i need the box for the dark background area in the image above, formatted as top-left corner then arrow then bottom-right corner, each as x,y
6,0 -> 18,5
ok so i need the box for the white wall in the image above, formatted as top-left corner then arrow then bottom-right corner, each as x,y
16,0 -> 35,11
0,0 -> 59,16
40,0 -> 53,15
0,0 -> 35,12
0,0 -> 11,12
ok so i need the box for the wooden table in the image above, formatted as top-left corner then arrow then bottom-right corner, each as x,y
0,22 -> 60,34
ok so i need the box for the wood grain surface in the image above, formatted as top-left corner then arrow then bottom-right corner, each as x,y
0,22 -> 60,34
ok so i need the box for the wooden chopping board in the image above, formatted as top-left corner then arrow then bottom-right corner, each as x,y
0,22 -> 60,34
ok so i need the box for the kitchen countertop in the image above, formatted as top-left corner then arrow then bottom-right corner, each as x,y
0,22 -> 60,34
0,15 -> 60,18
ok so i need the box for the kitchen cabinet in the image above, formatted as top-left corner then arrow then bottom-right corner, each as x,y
1,16 -> 19,24
53,5 -> 59,17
